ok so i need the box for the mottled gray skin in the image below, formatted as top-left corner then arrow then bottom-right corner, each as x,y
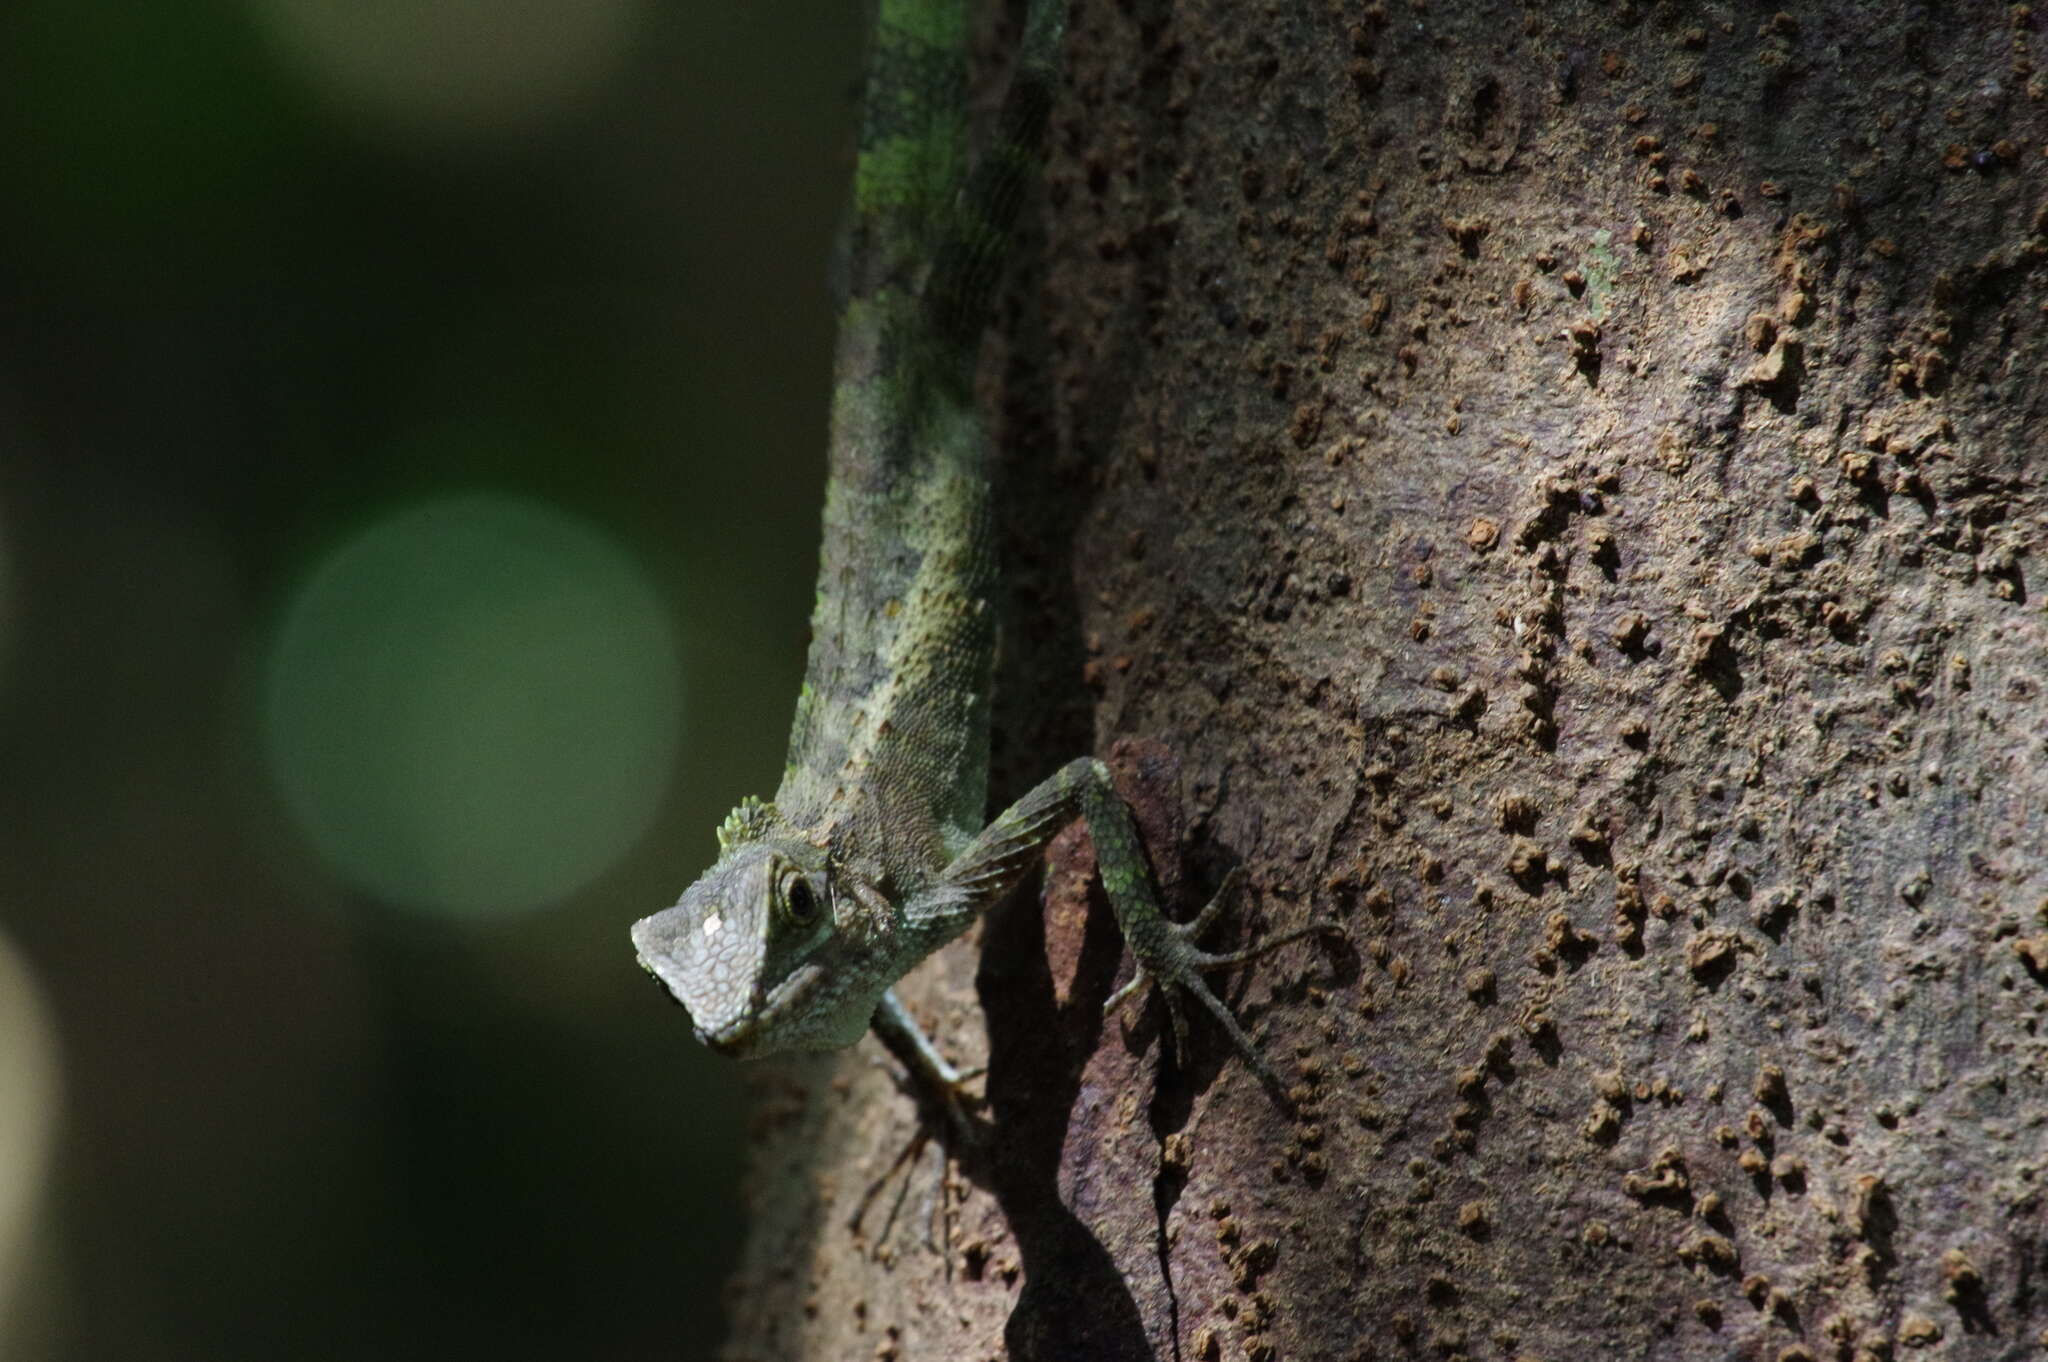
632,0 -> 1333,1097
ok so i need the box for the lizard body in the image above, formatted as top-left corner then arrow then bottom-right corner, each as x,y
632,0 -> 1331,1100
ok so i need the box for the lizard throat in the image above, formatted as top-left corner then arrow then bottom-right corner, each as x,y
696,962 -> 829,1057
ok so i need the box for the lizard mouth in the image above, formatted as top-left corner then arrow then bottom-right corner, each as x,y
698,1017 -> 756,1056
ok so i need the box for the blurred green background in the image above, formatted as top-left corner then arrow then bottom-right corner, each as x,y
0,0 -> 867,1356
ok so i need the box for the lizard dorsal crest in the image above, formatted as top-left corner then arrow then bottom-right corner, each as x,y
717,796 -> 777,853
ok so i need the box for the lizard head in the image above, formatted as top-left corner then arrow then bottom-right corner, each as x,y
631,808 -> 873,1058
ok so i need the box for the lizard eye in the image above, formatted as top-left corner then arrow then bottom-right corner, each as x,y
781,872 -> 820,927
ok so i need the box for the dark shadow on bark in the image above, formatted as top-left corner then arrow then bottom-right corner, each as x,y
972,9 -> 1212,1346
975,871 -> 1156,1362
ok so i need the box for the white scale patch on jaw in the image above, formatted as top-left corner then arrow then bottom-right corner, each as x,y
704,912 -> 723,938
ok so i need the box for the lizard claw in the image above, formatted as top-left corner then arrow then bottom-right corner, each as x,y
1103,963 -> 1153,1019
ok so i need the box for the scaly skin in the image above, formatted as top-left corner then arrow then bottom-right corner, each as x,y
631,0 -> 1335,1104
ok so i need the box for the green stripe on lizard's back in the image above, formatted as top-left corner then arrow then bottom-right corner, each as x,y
844,1 -> 971,323
835,0 -> 1064,388
777,0 -> 1064,886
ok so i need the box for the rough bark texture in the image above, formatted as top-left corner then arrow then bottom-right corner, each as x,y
719,2 -> 2048,1359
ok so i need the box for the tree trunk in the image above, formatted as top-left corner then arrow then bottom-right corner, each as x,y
717,2 -> 2048,1358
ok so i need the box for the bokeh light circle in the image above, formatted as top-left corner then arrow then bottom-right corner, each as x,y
263,494 -> 681,917
252,0 -> 645,143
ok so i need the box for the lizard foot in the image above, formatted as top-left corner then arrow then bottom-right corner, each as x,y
855,991 -> 984,1260
877,1054 -> 985,1149
871,989 -> 986,1149
1106,869 -> 1346,1098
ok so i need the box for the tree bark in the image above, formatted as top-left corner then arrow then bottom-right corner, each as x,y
718,2 -> 2048,1358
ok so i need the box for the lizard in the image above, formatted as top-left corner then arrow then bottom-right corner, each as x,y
630,0 -> 1336,1115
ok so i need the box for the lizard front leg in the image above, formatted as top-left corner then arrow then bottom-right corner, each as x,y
871,986 -> 985,1142
913,757 -> 1341,1097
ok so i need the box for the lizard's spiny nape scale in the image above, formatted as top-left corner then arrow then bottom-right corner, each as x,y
630,0 -> 1337,1109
